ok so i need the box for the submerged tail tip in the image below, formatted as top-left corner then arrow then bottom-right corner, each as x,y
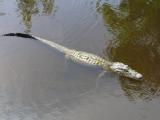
2,33 -> 36,40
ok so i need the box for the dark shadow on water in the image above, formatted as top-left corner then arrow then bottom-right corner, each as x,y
97,0 -> 160,101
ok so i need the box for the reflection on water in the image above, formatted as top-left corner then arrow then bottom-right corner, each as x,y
17,0 -> 55,33
0,0 -> 160,119
42,0 -> 55,15
97,0 -> 160,100
0,0 -> 5,16
17,0 -> 39,33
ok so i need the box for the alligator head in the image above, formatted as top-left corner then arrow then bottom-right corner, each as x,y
110,62 -> 143,80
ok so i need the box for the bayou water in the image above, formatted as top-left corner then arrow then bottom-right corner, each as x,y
0,0 -> 159,119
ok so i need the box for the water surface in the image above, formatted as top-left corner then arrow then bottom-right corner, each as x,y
0,0 -> 159,120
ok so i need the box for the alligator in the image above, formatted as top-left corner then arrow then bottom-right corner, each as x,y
3,33 -> 143,80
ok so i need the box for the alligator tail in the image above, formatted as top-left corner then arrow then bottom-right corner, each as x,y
3,33 -> 71,54
3,33 -> 37,40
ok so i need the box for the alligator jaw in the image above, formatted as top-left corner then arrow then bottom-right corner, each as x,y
110,62 -> 143,80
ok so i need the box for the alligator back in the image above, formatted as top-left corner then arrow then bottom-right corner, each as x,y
67,49 -> 111,67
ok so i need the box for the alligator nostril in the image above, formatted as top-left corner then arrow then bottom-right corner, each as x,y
136,73 -> 143,79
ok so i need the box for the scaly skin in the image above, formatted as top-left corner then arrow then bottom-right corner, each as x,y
3,33 -> 143,80
33,35 -> 112,68
32,35 -> 142,80
65,49 -> 112,68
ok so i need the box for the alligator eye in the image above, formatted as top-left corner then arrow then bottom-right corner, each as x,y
96,61 -> 100,65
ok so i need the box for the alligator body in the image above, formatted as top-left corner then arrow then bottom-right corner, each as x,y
3,33 -> 143,80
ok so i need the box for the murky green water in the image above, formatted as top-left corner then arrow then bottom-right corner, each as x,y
0,0 -> 159,119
